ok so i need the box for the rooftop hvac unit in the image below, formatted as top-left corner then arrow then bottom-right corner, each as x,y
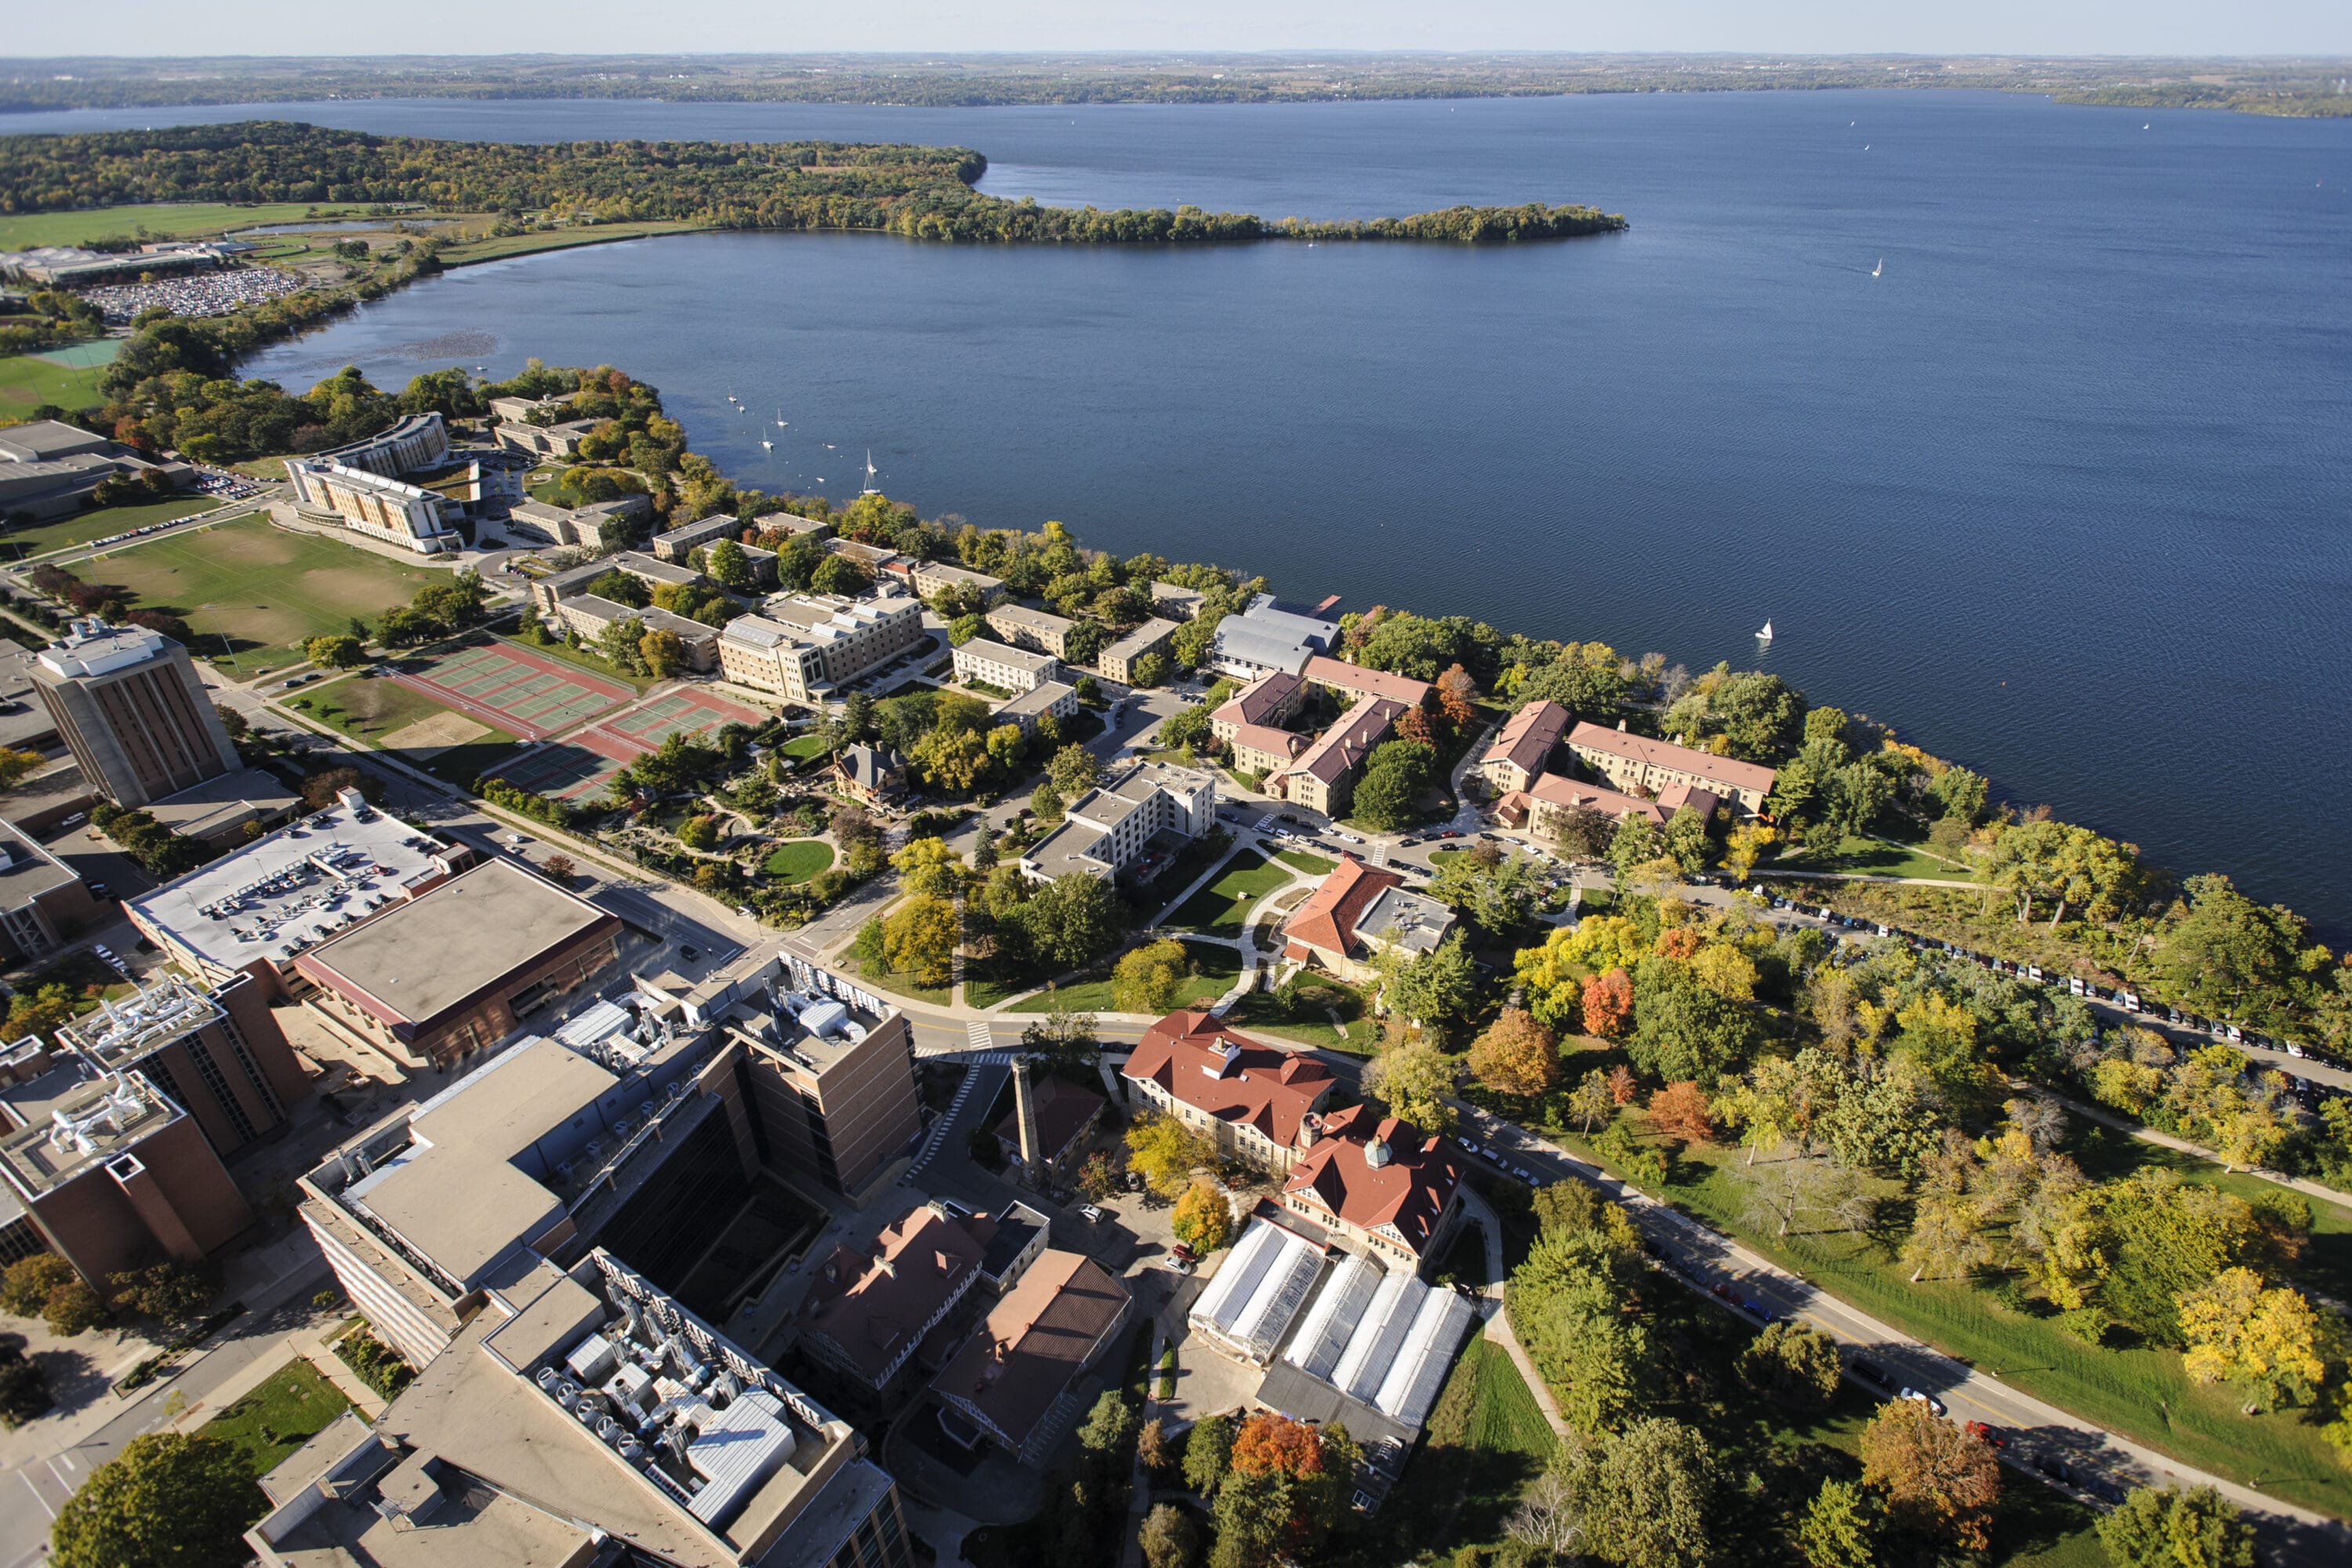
584,1138 -> 603,1162
535,1367 -> 561,1392
619,1439 -> 646,1466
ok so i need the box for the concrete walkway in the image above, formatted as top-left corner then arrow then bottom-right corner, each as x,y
2036,1084 -> 2352,1216
1457,1188 -> 1572,1443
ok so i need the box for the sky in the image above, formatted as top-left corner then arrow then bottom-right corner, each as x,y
5,2 -> 2348,62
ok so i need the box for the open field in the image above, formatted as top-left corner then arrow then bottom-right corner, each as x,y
760,840 -> 833,883
433,221 -> 711,267
1766,833 -> 1968,881
87,514 -> 442,676
0,202 -> 356,249
1273,848 -> 1337,876
293,672 -> 520,786
0,347 -> 114,413
1222,972 -> 1375,1054
198,1356 -> 352,1478
1374,1338 -> 1553,1563
1166,847 -> 1290,935
0,495 -> 215,560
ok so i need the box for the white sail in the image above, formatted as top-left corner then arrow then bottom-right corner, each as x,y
1758,621 -> 1774,640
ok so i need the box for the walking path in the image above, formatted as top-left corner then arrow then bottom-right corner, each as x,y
2034,1085 -> 2352,1216
1457,1188 -> 1573,1443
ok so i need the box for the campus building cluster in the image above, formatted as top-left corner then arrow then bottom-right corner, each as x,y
1478,699 -> 1778,842
282,412 -> 528,555
1018,759 -> 1218,884
0,419 -> 194,522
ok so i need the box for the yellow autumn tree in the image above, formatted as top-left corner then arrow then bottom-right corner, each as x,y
2179,1269 -> 2335,1412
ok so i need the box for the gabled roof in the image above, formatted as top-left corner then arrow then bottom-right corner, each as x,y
1283,855 -> 1402,960
1526,771 -> 1665,826
1302,655 -> 1432,708
1654,782 -> 1724,820
1566,721 -> 1777,796
1283,1105 -> 1463,1257
1483,700 -> 1571,777
1278,695 -> 1405,788
1212,670 -> 1303,729
799,1203 -> 983,1382
934,1249 -> 1130,1447
1225,723 -> 1306,761
1120,1011 -> 1333,1147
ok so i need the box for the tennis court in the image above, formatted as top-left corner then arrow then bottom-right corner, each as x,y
392,641 -> 630,741
491,688 -> 763,802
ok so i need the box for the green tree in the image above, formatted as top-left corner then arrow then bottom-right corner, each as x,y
1048,743 -> 1103,797
1630,957 -> 1762,1085
1797,1479 -> 1884,1568
2095,1485 -> 2256,1568
596,614 -> 649,674
881,894 -> 958,986
0,1348 -> 51,1430
1361,1036 -> 1459,1135
676,814 -> 720,851
1382,929 -> 1479,1044
1735,1319 -> 1844,1410
50,1432 -> 262,1568
1428,845 -> 1546,934
42,1280 -> 104,1337
1183,1412 -> 1235,1497
811,553 -> 872,597
639,626 -> 688,678
1352,738 -> 1436,831
1130,650 -> 1170,688
303,633 -> 365,669
1113,938 -> 1191,1014
1140,1502 -> 1200,1568
1662,804 -> 1712,874
1560,1417 -> 1722,1568
1017,872 -> 1127,970
1,1254 -> 76,1317
703,539 -> 756,591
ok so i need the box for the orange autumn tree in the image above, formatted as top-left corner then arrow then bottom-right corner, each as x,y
1581,969 -> 1635,1037
1647,1081 -> 1716,1143
1468,1007 -> 1561,1099
1435,664 -> 1478,731
1217,1414 -> 1356,1563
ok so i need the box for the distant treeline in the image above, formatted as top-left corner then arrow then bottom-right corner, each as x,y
0,122 -> 1624,242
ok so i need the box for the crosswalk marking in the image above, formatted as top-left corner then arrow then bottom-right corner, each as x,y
966,1020 -> 994,1050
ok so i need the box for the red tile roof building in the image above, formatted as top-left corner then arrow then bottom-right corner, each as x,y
1566,721 -> 1776,813
798,1201 -> 985,1395
1209,671 -> 1309,777
1495,771 -> 1665,841
1283,855 -> 1455,980
1302,655 -> 1432,710
1269,695 -> 1406,818
931,1249 -> 1132,1464
1281,1105 -> 1466,1273
1120,1011 -> 1337,1174
1479,700 -> 1571,795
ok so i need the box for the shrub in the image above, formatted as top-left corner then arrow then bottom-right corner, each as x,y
333,1325 -> 415,1398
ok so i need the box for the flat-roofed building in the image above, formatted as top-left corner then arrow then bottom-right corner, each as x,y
550,594 -> 720,672
751,511 -> 835,541
1148,581 -> 1207,621
32,620 -> 244,809
996,681 -> 1076,741
652,512 -> 750,562
0,421 -> 191,521
1269,695 -> 1404,819
716,594 -> 924,704
1301,655 -> 1432,711
1019,759 -> 1217,884
505,494 -> 648,549
1120,1011 -> 1335,1175
902,560 -> 1004,608
1281,1105 -> 1465,1274
1210,596 -> 1341,681
984,603 -> 1075,659
0,1067 -> 254,1294
142,765 -> 303,847
297,1016 -> 760,1368
952,637 -> 1060,693
56,970 -> 309,1161
728,956 -> 923,1198
1479,699 -> 1571,795
0,818 -> 99,962
246,1249 -> 916,1568
1567,720 -> 1777,815
1098,617 -> 1176,684
292,858 -> 622,1071
283,459 -> 463,554
0,637 -> 62,754
493,418 -> 599,460
930,1248 -> 1131,1465
127,788 -> 474,991
529,549 -> 701,615
797,1200 -> 985,1397
308,412 -> 452,480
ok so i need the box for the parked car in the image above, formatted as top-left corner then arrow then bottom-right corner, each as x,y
1851,1359 -> 1892,1388
1078,1204 -> 1105,1224
1511,1165 -> 1533,1182
1898,1388 -> 1947,1417
1163,1254 -> 1194,1274
1963,1421 -> 2007,1449
1457,1136 -> 1481,1154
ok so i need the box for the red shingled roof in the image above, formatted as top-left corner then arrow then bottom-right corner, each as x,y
1483,699 -> 1571,779
1120,1011 -> 1334,1148
1283,1105 -> 1463,1256
1566,721 -> 1777,796
1211,670 -> 1303,729
1302,655 -> 1432,708
1282,854 -> 1402,961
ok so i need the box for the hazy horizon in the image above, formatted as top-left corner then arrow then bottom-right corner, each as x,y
4,2 -> 2347,65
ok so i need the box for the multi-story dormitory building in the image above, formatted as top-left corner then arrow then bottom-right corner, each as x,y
716,594 -> 926,704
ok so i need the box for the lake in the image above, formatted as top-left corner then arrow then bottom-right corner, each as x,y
12,93 -> 2349,930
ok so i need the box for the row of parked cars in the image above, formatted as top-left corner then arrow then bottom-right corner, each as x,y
1764,895 -> 2348,1095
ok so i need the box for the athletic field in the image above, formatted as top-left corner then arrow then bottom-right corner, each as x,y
390,641 -> 631,742
492,686 -> 764,801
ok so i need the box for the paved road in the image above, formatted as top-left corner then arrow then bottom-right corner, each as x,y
1,1273 -> 333,1568
1447,1101 -> 2352,1566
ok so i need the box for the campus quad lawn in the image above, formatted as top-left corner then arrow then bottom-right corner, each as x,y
87,514 -> 443,677
777,732 -> 831,760
848,953 -> 953,1007
1766,833 -> 1966,882
999,939 -> 1242,1014
1539,1114 -> 2352,1519
0,495 -> 216,561
1274,848 -> 1337,876
198,1357 -> 352,1477
760,839 -> 833,884
1221,972 -> 1376,1054
1167,848 -> 1291,935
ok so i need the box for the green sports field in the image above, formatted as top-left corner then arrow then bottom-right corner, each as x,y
86,514 -> 444,677
0,202 -> 359,250
0,495 -> 217,561
0,348 -> 114,415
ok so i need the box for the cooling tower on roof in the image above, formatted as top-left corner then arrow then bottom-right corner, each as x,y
800,1000 -> 849,1037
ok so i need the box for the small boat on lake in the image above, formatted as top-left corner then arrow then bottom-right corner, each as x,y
1758,621 -> 1775,641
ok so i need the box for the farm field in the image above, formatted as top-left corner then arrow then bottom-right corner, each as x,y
86,514 -> 443,676
0,495 -> 216,561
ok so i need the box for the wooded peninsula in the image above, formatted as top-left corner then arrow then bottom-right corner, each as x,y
0,122 -> 1627,245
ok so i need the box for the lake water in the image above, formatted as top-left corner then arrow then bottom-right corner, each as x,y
12,93 -> 2349,930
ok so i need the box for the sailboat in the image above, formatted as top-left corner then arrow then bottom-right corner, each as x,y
861,451 -> 880,496
1871,258 -> 1883,278
1757,621 -> 1775,642
775,409 -> 787,428
760,437 -> 773,450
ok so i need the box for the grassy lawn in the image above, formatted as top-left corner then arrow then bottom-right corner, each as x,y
1166,848 -> 1291,935
1375,1338 -> 1553,1563
848,954 -> 953,1007
777,732 -> 830,760
760,839 -> 834,883
198,1357 -> 352,1478
1567,1117 -> 2352,1519
1766,834 -> 1967,882
0,495 -> 217,561
0,350 -> 114,416
1223,972 -> 1376,1054
0,202 -> 364,250
85,514 -> 443,677
1003,940 -> 1243,1014
1274,848 -> 1338,876
433,220 -> 710,267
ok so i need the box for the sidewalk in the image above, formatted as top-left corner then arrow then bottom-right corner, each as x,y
1457,1188 -> 1571,1443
